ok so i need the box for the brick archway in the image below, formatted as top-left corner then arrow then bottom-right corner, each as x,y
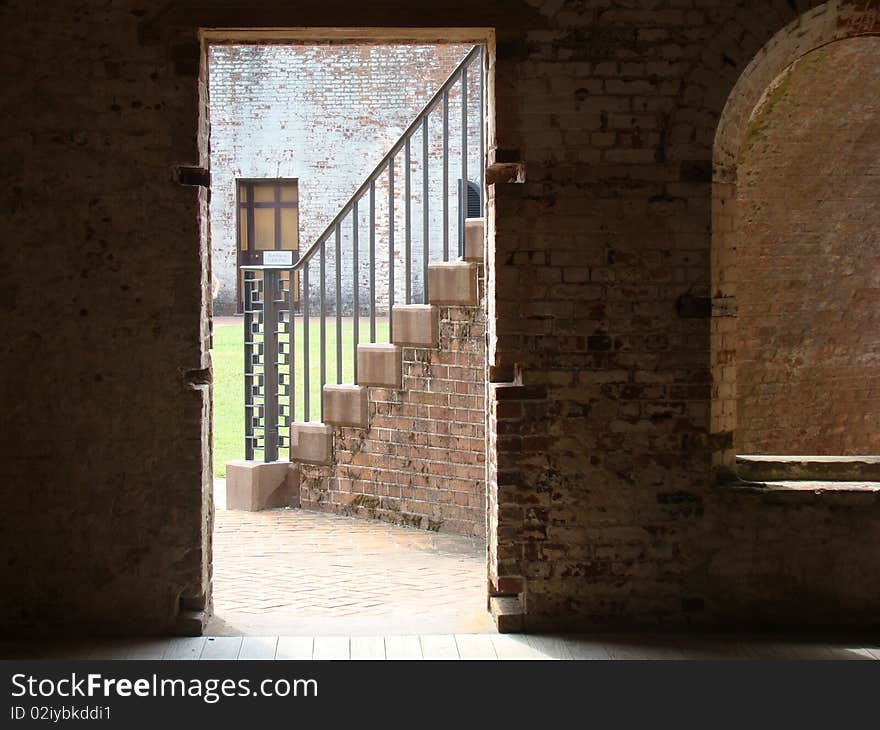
710,0 -> 880,478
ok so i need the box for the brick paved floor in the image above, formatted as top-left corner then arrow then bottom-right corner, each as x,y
209,508 -> 492,636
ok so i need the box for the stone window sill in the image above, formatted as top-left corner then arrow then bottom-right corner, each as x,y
721,455 -> 880,495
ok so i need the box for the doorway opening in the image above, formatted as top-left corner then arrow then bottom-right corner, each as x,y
203,30 -> 494,636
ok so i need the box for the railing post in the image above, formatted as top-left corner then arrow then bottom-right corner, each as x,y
303,263 -> 310,421
405,136 -> 412,304
460,63 -> 468,259
388,157 -> 395,342
353,200 -> 360,382
319,244 -> 326,419
241,265 -> 291,462
369,181 -> 376,343
335,223 -> 342,384
443,88 -> 449,262
243,270 -> 257,461
479,47 -> 485,216
263,269 -> 279,461
422,116 -> 429,301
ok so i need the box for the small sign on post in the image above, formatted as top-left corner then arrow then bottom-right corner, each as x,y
263,250 -> 294,267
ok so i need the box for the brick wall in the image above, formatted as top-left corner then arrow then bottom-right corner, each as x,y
6,0 -> 880,637
208,44 -> 480,314
734,38 -> 880,456
300,276 -> 487,537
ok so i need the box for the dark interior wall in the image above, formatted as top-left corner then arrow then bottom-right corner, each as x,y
0,0 -> 212,635
735,38 -> 880,456
3,0 -> 880,636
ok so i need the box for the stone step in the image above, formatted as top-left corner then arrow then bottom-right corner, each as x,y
322,384 -> 369,428
463,217 -> 485,262
736,454 -> 880,482
356,343 -> 402,388
290,422 -> 333,465
391,304 -> 439,348
225,460 -> 300,510
427,261 -> 479,306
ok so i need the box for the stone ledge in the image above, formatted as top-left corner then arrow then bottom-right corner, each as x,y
736,454 -> 880,482
391,304 -> 439,347
718,478 -> 880,497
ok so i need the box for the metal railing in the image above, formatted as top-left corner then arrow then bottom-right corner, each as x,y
242,266 -> 293,461
241,45 -> 485,461
291,44 -> 485,423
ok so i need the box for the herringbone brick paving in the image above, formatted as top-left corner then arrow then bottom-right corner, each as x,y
210,508 -> 492,636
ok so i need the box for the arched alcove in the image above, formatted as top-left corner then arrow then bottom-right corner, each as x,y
711,4 -> 880,478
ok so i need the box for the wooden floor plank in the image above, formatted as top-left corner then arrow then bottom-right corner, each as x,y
420,634 -> 460,660
491,635 -> 541,660
239,636 -> 279,660
87,641 -> 132,660
604,637 -> 684,660
276,636 -> 314,660
561,635 -> 611,660
200,636 -> 243,660
162,637 -> 207,661
384,635 -> 423,660
313,636 -> 350,661
455,634 -> 498,660
527,635 -> 574,660
125,640 -> 170,660
351,636 -> 386,660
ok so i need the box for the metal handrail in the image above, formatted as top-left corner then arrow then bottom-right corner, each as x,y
292,44 -> 482,272
245,46 -> 485,438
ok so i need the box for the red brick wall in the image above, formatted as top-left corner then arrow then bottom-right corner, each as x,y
8,0 -> 880,637
734,37 -> 880,455
299,279 -> 486,537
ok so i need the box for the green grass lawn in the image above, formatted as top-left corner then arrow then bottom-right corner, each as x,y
212,317 -> 389,477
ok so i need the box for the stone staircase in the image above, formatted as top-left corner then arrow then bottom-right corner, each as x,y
288,218 -> 486,535
226,45 -> 488,537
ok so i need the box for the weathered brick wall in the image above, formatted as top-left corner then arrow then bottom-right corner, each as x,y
487,0 -> 880,630
300,280 -> 486,537
5,0 -> 880,636
0,0 -> 213,635
208,44 -> 480,314
734,38 -> 880,456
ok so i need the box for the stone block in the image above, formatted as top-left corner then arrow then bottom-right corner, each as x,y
225,460 -> 300,511
490,595 -> 525,633
391,304 -> 439,347
463,217 -> 485,262
323,384 -> 369,428
427,262 -> 478,305
356,344 -> 402,388
290,422 -> 333,465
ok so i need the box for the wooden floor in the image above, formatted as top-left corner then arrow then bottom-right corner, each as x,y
3,634 -> 880,660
